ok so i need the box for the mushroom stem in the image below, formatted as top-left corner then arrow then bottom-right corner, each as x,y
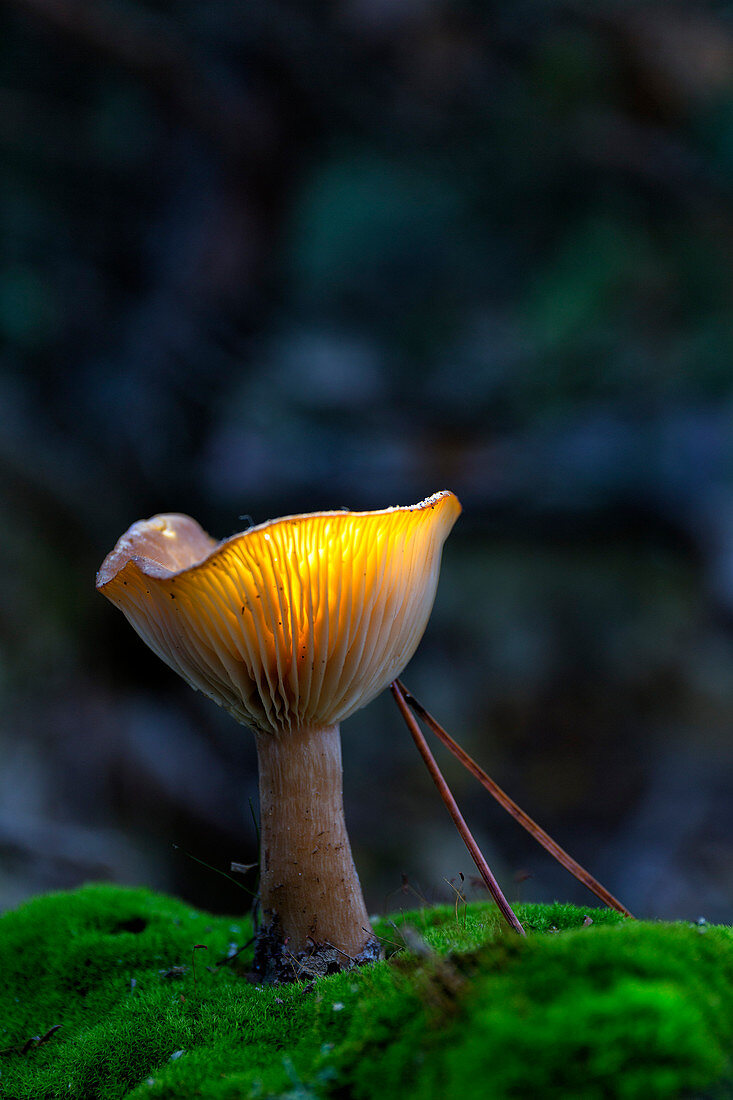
253,723 -> 378,981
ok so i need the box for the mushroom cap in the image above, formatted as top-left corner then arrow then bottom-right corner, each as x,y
97,491 -> 461,734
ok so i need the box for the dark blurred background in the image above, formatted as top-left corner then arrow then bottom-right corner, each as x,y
4,0 -> 733,923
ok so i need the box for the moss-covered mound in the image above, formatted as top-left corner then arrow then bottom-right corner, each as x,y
1,885 -> 732,1099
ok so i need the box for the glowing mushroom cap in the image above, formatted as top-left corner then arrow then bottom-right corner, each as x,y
97,491 -> 461,734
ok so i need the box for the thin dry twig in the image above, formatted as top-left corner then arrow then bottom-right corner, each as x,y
390,680 -> 525,936
395,679 -> 633,919
0,1024 -> 63,1057
191,944 -> 208,988
213,935 -> 256,969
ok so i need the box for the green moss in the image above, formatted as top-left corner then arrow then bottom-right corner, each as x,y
0,885 -> 731,1098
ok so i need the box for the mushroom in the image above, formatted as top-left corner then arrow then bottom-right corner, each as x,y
97,491 -> 461,981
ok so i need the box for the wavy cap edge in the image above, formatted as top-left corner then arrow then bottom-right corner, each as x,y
96,491 -> 461,589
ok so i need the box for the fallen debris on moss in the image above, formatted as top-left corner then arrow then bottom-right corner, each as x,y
1,885 -> 731,1099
